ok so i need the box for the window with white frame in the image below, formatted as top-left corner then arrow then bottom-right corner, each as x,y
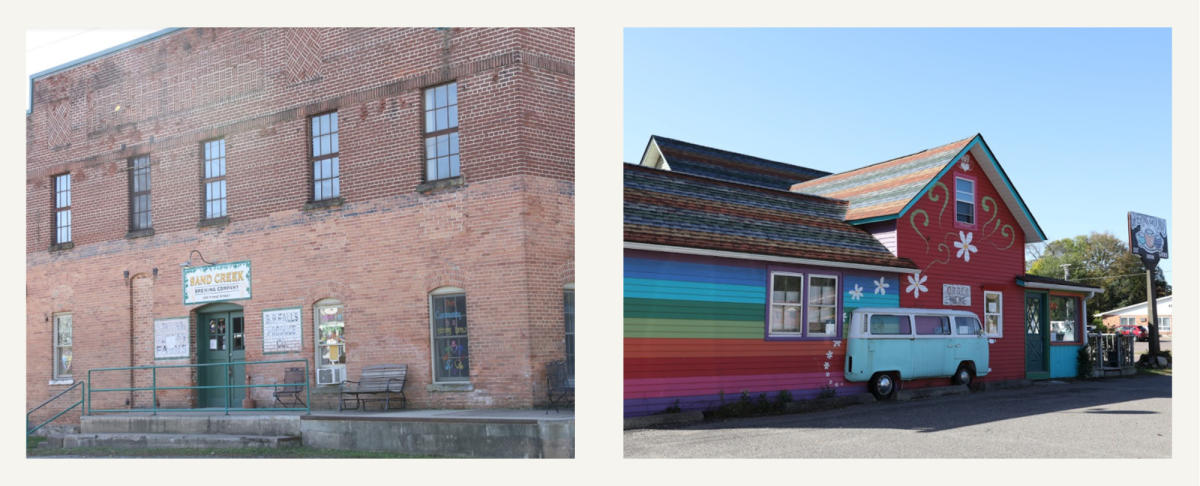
53,314 -> 73,381
202,139 -> 227,219
314,299 -> 346,371
1049,295 -> 1079,343
1157,317 -> 1171,332
769,273 -> 804,335
423,82 -> 460,181
955,177 -> 975,224
806,275 -> 838,336
53,173 -> 71,245
983,291 -> 1003,337
430,287 -> 469,382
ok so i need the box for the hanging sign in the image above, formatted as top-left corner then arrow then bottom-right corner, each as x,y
1127,212 -> 1168,268
154,317 -> 190,359
942,284 -> 971,306
262,307 -> 303,354
183,260 -> 252,305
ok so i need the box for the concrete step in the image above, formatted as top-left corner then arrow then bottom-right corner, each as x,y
81,414 -> 301,436
61,432 -> 301,449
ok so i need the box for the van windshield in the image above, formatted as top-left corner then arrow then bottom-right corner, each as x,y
869,315 -> 911,335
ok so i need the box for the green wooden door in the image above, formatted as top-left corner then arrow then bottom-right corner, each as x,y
1024,293 -> 1049,379
198,311 -> 245,408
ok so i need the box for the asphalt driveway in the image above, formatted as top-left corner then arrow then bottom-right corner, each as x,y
625,374 -> 1171,458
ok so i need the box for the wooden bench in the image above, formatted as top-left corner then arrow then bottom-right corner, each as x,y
339,364 -> 407,411
546,359 -> 574,413
272,367 -> 307,408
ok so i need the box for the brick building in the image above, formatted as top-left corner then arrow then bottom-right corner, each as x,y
26,28 -> 574,423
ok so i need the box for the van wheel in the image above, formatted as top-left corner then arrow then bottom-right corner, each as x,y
953,364 -> 975,387
870,373 -> 897,401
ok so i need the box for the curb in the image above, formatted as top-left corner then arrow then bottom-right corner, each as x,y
624,411 -> 704,429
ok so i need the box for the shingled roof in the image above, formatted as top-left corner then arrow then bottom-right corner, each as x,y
790,136 -> 974,221
639,135 -> 830,190
625,164 -> 918,271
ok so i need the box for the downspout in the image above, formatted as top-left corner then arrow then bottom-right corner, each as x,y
128,272 -> 135,408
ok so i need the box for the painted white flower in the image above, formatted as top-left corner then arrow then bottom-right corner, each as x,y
825,372 -> 831,377
954,231 -> 978,262
873,277 -> 889,295
823,361 -> 830,370
849,283 -> 864,301
960,155 -> 971,171
825,350 -> 834,360
906,273 -> 929,299
833,340 -> 841,348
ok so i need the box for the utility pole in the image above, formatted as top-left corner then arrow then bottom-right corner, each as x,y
1060,264 -> 1071,280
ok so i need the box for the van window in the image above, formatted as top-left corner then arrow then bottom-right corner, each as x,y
915,315 -> 950,335
869,315 -> 911,335
956,316 -> 982,335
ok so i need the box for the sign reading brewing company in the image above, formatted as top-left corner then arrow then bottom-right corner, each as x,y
154,317 -> 190,360
942,284 -> 971,306
183,261 -> 252,305
1127,212 -> 1169,267
262,307 -> 303,354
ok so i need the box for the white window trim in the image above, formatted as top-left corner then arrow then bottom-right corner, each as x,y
768,272 -> 806,337
52,313 -> 73,381
805,273 -> 839,337
314,298 -> 346,384
956,176 -> 975,224
430,286 -> 468,384
983,290 -> 1003,338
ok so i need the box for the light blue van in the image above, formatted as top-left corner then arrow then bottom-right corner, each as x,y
844,308 -> 989,400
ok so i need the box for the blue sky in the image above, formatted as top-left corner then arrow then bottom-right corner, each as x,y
624,28 -> 1173,284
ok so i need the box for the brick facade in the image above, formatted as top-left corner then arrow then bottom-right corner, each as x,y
26,28 -> 574,423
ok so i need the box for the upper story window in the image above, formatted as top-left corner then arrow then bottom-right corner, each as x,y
423,82 -> 460,181
310,112 -> 340,201
955,177 -> 975,224
53,173 -> 71,245
203,139 -> 227,219
129,155 -> 152,231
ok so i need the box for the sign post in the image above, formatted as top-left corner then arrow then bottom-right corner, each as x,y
1127,212 -> 1168,365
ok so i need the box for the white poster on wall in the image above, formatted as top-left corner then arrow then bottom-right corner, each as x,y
943,284 -> 972,306
154,317 -> 190,359
262,307 -> 303,354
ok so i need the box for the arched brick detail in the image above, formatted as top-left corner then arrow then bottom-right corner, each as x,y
423,264 -> 468,294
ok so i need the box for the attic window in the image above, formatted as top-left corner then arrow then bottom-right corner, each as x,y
955,177 -> 974,224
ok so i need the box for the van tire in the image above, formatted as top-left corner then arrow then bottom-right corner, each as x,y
953,364 -> 975,387
869,372 -> 897,401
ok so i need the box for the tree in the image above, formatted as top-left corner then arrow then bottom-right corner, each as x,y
1028,232 -> 1171,324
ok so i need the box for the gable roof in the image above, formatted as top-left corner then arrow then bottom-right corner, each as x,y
624,164 -> 918,272
792,134 -> 1047,242
639,135 -> 829,190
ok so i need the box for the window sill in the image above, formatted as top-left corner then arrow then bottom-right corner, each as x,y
416,176 -> 465,194
304,197 -> 344,211
426,382 -> 473,392
49,242 -> 74,252
198,217 -> 229,228
48,378 -> 74,386
126,228 -> 155,239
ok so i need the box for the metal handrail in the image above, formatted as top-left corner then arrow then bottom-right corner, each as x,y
87,358 -> 310,416
27,380 -> 85,436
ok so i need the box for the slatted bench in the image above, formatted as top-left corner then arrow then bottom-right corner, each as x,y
338,364 -> 407,411
546,359 -> 574,413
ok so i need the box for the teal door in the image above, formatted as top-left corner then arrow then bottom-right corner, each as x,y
1025,293 -> 1049,378
198,311 -> 245,408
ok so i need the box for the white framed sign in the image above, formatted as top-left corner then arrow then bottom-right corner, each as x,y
262,307 -> 303,354
943,284 -> 971,306
183,261 -> 251,305
154,317 -> 190,360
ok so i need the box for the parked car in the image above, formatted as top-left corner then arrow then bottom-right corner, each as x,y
844,308 -> 989,400
1116,324 -> 1148,341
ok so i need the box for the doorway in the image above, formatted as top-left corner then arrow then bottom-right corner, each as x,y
197,304 -> 245,408
1024,292 -> 1049,379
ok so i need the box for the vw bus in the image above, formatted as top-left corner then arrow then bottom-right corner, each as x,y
844,308 -> 989,400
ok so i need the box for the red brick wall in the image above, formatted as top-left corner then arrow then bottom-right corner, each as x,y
26,28 -> 573,422
895,149 -> 1029,383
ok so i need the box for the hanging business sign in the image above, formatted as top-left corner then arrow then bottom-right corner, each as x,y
942,284 -> 971,306
262,307 -> 303,354
154,317 -> 190,360
183,260 -> 252,305
1127,212 -> 1169,268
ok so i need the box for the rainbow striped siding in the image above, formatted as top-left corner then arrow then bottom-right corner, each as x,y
624,251 -> 901,417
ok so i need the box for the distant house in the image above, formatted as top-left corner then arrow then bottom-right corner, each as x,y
625,134 -> 1101,416
1097,296 -> 1173,338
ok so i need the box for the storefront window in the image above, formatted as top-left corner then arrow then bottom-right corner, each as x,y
315,300 -> 346,367
431,288 -> 469,382
1049,295 -> 1078,343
